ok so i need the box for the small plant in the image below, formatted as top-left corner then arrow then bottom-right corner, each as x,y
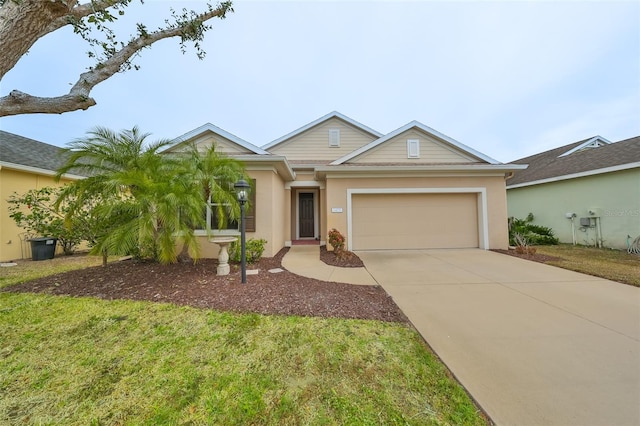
229,238 -> 267,264
512,232 -> 537,255
328,228 -> 346,252
508,213 -> 559,246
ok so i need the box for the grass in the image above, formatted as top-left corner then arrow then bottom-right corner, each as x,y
0,258 -> 485,425
534,244 -> 640,287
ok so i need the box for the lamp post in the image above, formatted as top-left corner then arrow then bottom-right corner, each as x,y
234,179 -> 250,284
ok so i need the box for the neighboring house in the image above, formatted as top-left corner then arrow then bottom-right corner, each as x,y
0,131 -> 83,261
506,136 -> 640,250
164,111 -> 525,258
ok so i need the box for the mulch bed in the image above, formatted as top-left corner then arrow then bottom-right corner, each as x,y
4,248 -> 406,323
319,245 -> 365,268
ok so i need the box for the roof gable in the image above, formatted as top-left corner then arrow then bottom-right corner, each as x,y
508,135 -> 640,187
163,123 -> 268,155
332,121 -> 500,165
262,111 -> 382,150
262,112 -> 382,163
558,136 -> 611,157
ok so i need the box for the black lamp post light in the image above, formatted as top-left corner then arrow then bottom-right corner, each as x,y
234,179 -> 250,284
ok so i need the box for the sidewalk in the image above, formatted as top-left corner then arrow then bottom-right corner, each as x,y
281,245 -> 377,285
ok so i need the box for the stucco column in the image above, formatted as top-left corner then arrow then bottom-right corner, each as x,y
319,187 -> 327,245
284,187 -> 292,246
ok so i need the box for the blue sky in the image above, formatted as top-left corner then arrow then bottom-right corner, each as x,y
1,0 -> 639,163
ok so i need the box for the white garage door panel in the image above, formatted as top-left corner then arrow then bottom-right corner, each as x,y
352,193 -> 479,250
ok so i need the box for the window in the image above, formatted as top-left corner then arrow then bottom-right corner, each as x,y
329,129 -> 340,147
195,179 -> 256,233
407,139 -> 420,159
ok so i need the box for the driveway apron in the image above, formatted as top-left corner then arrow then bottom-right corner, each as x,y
357,249 -> 640,426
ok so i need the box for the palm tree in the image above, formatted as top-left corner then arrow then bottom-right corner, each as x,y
56,126 -> 246,264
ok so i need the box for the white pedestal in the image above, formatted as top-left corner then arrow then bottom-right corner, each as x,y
210,237 -> 238,276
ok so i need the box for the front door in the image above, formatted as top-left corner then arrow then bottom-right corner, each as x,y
299,193 -> 314,238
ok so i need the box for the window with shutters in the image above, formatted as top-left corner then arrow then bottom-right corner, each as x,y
195,179 -> 256,233
329,129 -> 340,147
407,139 -> 420,159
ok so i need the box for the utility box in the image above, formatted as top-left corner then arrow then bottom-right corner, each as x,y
29,238 -> 57,261
579,217 -> 592,227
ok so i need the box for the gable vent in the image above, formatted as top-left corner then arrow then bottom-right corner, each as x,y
329,129 -> 340,147
407,139 -> 420,158
559,136 -> 611,157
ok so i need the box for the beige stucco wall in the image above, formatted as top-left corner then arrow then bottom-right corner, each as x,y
268,117 -> 378,161
324,175 -> 510,250
507,168 -> 640,249
353,129 -> 477,164
0,168 -> 73,261
197,168 -> 289,259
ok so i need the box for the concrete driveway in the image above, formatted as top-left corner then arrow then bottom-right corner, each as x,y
357,249 -> 640,426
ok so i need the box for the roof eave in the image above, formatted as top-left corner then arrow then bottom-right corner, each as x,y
315,163 -> 527,179
232,155 -> 296,181
0,161 -> 84,180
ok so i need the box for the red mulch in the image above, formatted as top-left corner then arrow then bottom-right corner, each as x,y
319,245 -> 365,268
4,248 -> 406,323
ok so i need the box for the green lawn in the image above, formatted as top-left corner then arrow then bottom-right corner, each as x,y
0,258 -> 485,425
534,244 -> 640,287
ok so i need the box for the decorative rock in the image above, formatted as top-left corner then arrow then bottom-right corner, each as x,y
268,268 -> 284,273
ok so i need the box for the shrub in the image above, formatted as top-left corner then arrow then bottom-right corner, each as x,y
229,238 -> 267,263
508,213 -> 559,246
328,228 -> 345,252
8,187 -> 83,255
512,232 -> 537,255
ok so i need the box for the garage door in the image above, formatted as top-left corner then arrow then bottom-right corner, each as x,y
351,193 -> 479,250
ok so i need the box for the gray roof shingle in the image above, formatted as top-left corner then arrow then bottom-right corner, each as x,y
508,135 -> 640,187
0,130 -> 71,173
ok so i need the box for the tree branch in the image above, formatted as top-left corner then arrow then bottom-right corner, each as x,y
0,0 -> 73,78
42,0 -> 132,38
0,1 -> 233,117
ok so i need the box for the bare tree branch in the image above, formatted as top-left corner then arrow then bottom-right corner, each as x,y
0,0 -> 233,117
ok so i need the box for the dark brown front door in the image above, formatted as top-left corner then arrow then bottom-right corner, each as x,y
299,193 -> 314,238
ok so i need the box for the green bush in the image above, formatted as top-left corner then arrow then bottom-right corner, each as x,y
8,186 -> 85,255
508,213 -> 559,246
229,238 -> 267,263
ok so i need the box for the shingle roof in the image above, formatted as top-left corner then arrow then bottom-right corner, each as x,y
0,130 -> 70,173
507,135 -> 640,187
